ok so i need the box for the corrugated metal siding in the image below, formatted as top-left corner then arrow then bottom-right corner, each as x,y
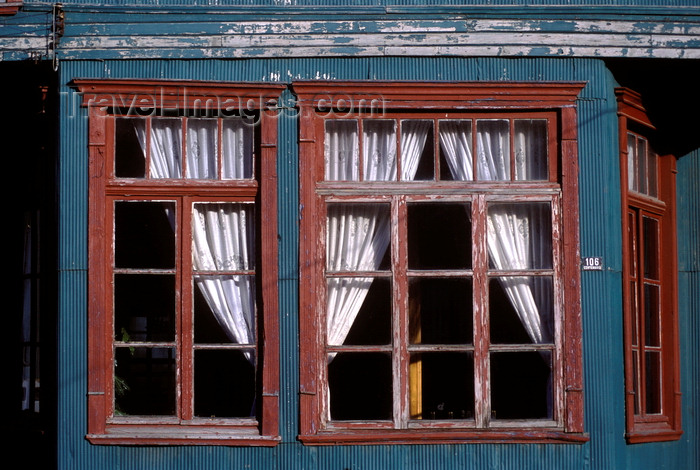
57,57 -> 698,470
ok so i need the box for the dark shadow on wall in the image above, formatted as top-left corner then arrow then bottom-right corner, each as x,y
607,58 -> 700,158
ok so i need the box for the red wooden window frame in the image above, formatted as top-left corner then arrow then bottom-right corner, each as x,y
294,81 -> 587,445
616,88 -> 682,444
75,79 -> 284,446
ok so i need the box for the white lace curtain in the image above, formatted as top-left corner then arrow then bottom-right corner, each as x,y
134,118 -> 256,360
440,119 -> 552,345
327,119 -> 552,349
326,120 -> 431,348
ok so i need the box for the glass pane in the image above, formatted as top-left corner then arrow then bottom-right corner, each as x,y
487,202 -> 552,270
401,120 -> 434,181
491,351 -> 553,420
627,133 -> 637,192
628,211 -> 637,276
222,119 -> 254,179
325,120 -> 359,181
630,280 -> 639,346
194,275 -> 256,344
490,277 -> 553,345
476,120 -> 510,181
186,118 -> 218,179
326,204 -> 391,272
514,119 -> 548,180
409,278 -> 473,345
410,352 -> 474,420
114,274 -> 175,342
645,351 -> 662,414
637,137 -> 647,195
115,118 -> 146,178
363,120 -> 397,181
647,148 -> 658,198
328,352 -> 392,420
115,201 -> 175,269
632,348 -> 640,414
408,202 -> 471,270
114,347 -> 176,416
192,203 -> 256,271
439,120 -> 473,181
644,283 -> 660,347
194,349 -> 255,418
150,118 -> 182,178
643,216 -> 659,280
336,278 -> 391,346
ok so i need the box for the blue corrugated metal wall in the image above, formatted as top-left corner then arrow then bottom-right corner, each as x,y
56,57 -> 698,470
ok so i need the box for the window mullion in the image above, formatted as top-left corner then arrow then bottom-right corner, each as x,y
179,196 -> 193,421
393,196 -> 409,429
472,194 -> 490,428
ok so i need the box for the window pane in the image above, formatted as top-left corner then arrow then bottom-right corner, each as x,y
409,278 -> 473,345
363,120 -> 397,181
643,216 -> 659,280
490,277 -> 553,345
194,275 -> 256,344
637,137 -> 647,195
438,119 -> 473,181
325,120 -> 359,181
644,283 -> 660,348
408,202 -> 471,270
114,347 -> 176,416
627,133 -> 637,192
194,349 -> 255,418
476,120 -> 510,181
192,203 -> 256,271
150,118 -> 183,178
115,118 -> 146,178
114,274 -> 175,342
186,118 -> 218,179
491,351 -> 553,420
326,204 -> 391,272
632,348 -> 640,414
630,280 -> 639,346
222,119 -> 254,179
410,352 -> 474,420
488,202 -> 552,270
328,352 -> 392,420
401,120 -> 433,181
645,351 -> 662,414
338,278 -> 391,346
514,119 -> 548,181
647,148 -> 658,198
115,201 -> 175,269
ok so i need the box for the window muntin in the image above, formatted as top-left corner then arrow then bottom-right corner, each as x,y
79,80 -> 282,445
297,81 -> 585,444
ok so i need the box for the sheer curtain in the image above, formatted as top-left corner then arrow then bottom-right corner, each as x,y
439,120 -> 552,345
326,120 -> 431,348
192,204 -> 256,358
135,118 -> 256,360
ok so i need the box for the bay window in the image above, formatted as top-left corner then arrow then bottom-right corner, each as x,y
77,79 -> 284,445
295,81 -> 586,444
617,88 -> 682,443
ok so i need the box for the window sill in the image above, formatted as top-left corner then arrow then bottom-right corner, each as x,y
300,429 -> 590,446
87,425 -> 281,446
626,425 -> 683,444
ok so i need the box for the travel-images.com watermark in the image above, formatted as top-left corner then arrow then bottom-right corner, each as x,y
62,88 -> 389,122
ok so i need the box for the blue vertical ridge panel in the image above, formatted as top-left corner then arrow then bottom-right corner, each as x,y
676,148 -> 700,470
